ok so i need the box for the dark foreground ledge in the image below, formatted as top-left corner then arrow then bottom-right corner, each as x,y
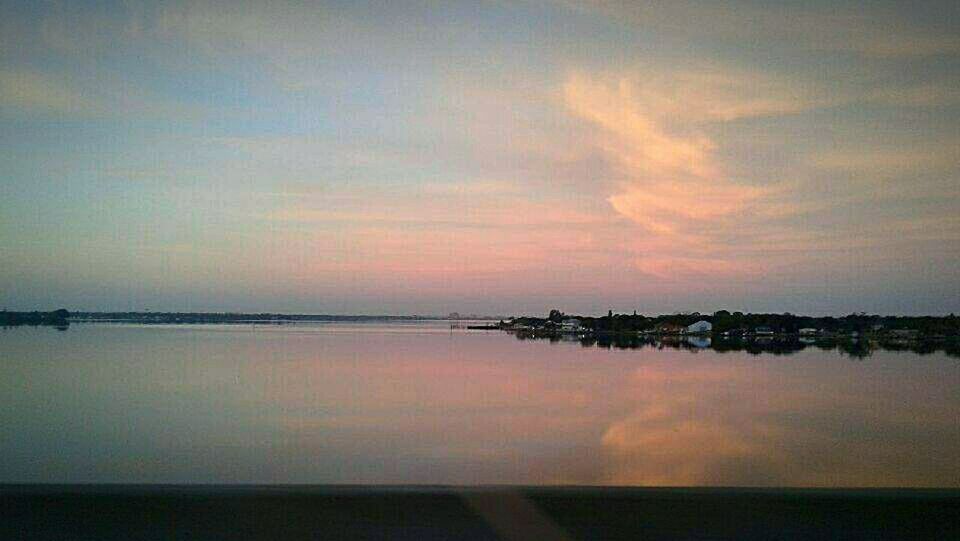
2,485 -> 958,540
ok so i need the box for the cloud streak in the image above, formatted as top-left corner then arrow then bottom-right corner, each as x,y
561,71 -> 782,280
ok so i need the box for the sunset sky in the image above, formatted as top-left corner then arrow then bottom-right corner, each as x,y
2,1 -> 958,315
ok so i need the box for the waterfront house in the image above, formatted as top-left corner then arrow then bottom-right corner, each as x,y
755,326 -> 774,336
799,328 -> 819,336
655,322 -> 685,335
561,318 -> 583,332
686,320 -> 713,334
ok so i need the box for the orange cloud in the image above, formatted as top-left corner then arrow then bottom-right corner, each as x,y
562,72 -> 779,281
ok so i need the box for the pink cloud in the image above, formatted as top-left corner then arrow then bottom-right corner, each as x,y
562,72 -> 783,283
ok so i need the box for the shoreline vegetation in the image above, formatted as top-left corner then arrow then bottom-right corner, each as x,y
496,309 -> 960,359
499,309 -> 960,337
511,329 -> 960,359
0,309 -> 70,329
3,307 -> 958,358
6,308 -> 957,332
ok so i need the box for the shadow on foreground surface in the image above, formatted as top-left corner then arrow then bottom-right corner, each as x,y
2,485 -> 958,540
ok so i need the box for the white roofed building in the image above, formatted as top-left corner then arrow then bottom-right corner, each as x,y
686,320 -> 713,334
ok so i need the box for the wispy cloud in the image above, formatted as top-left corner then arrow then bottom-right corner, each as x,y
561,71 -> 784,279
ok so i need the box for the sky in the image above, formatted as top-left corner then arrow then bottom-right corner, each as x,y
1,0 -> 958,316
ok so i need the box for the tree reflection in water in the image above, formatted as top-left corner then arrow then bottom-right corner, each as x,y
512,331 -> 960,359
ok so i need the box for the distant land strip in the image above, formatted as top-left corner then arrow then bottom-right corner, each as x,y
0,310 -> 498,326
501,309 -> 960,338
2,309 -> 959,337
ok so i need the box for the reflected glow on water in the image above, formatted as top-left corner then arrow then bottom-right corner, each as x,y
1,323 -> 958,487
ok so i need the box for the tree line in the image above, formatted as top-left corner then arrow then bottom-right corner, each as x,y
511,309 -> 960,336
1,309 -> 70,327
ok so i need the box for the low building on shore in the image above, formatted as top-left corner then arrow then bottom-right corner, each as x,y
561,318 -> 583,332
686,320 -> 713,334
654,322 -> 686,335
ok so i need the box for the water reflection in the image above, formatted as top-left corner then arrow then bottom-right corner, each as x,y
1,324 -> 958,487
513,330 -> 960,359
600,360 -> 960,487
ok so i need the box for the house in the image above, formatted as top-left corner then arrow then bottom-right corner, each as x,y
686,320 -> 712,334
799,328 -> 819,336
754,326 -> 774,336
560,318 -> 583,332
655,322 -> 685,335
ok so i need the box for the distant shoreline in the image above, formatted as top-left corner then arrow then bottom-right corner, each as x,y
500,309 -> 960,340
1,310 -> 500,327
69,312 -> 501,323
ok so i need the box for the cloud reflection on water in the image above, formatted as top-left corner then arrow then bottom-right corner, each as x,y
1,324 -> 958,487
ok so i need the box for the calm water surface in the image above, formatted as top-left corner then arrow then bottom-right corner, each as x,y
2,322 -> 958,487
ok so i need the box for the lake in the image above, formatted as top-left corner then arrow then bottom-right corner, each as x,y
2,322 -> 958,487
